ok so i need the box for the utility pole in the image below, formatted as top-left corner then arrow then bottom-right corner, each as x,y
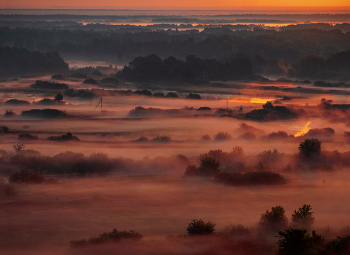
94,98 -> 103,111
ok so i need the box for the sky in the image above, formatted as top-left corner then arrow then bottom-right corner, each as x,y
0,0 -> 349,9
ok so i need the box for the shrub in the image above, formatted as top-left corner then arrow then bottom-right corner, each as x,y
4,99 -> 30,105
4,110 -> 16,117
134,89 -> 152,96
166,92 -> 178,98
260,205 -> 288,233
291,204 -> 315,229
214,132 -> 232,141
299,139 -> 321,159
186,219 -> 216,236
152,135 -> 171,143
18,134 -> 38,140
30,80 -> 69,89
55,93 -> 63,101
70,229 -> 143,246
21,109 -> 67,118
215,171 -> 286,186
324,235 -> 350,255
48,132 -> 79,141
187,93 -> 201,99
9,170 -> 44,184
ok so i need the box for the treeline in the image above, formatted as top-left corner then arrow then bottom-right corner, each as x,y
120,54 -> 252,83
1,26 -> 349,65
0,46 -> 68,77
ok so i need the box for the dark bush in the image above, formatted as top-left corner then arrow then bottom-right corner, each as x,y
4,110 -> 16,117
83,78 -> 98,84
152,135 -> 171,143
186,219 -> 216,236
166,92 -> 178,98
21,109 -> 67,118
134,89 -> 152,96
35,98 -> 56,105
299,139 -> 321,159
267,131 -> 289,140
48,132 -> 79,141
64,89 -> 95,98
184,156 -> 220,177
215,171 -> 286,186
51,74 -> 63,80
153,92 -> 165,97
18,133 -> 38,140
277,228 -> 318,255
30,80 -> 69,89
55,93 -> 63,101
9,170 -> 44,184
214,132 -> 232,141
187,93 -> 201,99
4,99 -> 30,105
70,229 -> 143,246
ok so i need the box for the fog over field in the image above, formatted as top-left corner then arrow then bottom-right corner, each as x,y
1,8 -> 350,255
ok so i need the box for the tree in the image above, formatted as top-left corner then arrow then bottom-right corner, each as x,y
299,139 -> 321,159
199,156 -> 220,176
291,204 -> 315,229
260,205 -> 288,232
278,228 -> 318,255
186,219 -> 216,236
55,92 -> 63,101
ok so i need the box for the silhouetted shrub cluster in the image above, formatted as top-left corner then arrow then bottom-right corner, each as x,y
48,132 -> 79,141
30,80 -> 69,89
245,102 -> 298,121
214,171 -> 286,186
21,108 -> 67,118
186,219 -> 216,236
83,78 -> 97,84
18,133 -> 38,140
70,229 -> 143,246
9,170 -> 44,184
4,99 -> 30,105
6,152 -> 190,175
64,88 -> 95,98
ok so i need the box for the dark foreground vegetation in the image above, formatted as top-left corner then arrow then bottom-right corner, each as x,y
71,229 -> 143,246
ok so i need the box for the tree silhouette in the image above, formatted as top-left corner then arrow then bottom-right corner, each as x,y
260,205 -> 288,233
299,139 -> 321,159
291,204 -> 315,229
186,219 -> 216,236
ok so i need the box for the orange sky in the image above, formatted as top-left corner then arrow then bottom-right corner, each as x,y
0,0 -> 349,9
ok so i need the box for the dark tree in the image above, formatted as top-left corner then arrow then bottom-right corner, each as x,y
291,204 -> 315,229
299,139 -> 321,159
55,92 -> 63,101
186,219 -> 216,236
260,205 -> 288,233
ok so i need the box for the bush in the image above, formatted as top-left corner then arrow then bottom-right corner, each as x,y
30,80 -> 69,89
48,132 -> 79,141
214,132 -> 232,141
299,139 -> 321,159
186,219 -> 216,236
83,78 -> 97,84
187,93 -> 201,99
4,99 -> 30,105
152,135 -> 171,143
215,171 -> 286,186
9,170 -> 44,184
18,134 -> 38,140
260,205 -> 288,233
21,109 -> 67,118
70,229 -> 143,246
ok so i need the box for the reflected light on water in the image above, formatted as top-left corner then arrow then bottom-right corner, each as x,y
294,121 -> 311,137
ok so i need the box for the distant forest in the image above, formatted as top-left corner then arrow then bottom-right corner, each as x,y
0,47 -> 68,77
1,24 -> 350,79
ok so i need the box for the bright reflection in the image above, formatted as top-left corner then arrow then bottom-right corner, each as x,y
294,121 -> 311,137
227,97 -> 275,104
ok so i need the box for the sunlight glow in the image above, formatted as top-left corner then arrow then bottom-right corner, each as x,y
227,97 -> 275,104
294,121 -> 311,137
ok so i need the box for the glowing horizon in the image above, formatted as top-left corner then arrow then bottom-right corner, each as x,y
1,0 -> 350,11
